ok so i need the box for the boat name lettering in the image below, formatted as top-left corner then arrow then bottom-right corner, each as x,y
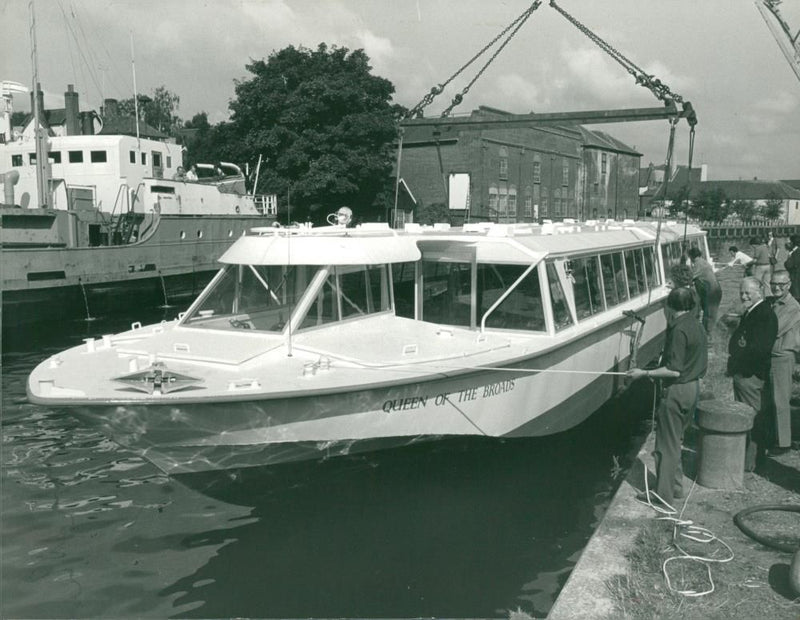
382,379 -> 516,413
382,395 -> 428,413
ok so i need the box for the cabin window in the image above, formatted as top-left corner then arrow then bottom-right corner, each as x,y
570,256 -> 604,319
166,155 -> 172,168
664,241 -> 684,268
29,153 -> 36,164
546,262 -> 575,331
336,265 -> 390,319
479,264 -> 545,332
11,154 -> 22,167
141,152 -> 147,165
392,262 -> 417,319
68,150 -> 83,163
624,249 -> 647,297
533,159 -> 541,184
48,151 -> 61,164
153,152 -> 162,168
499,146 -> 508,180
600,252 -> 628,307
129,150 -> 136,164
643,247 -> 660,289
421,262 -> 472,327
90,150 -> 107,163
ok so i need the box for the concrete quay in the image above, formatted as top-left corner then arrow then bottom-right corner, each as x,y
548,425 -> 800,619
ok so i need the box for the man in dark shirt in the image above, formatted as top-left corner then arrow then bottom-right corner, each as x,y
727,276 -> 778,470
628,287 -> 707,509
783,234 -> 800,300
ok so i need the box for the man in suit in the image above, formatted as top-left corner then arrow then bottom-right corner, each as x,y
783,234 -> 800,300
767,270 -> 800,454
727,277 -> 778,470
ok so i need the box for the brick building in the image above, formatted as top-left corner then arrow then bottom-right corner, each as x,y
397,106 -> 641,224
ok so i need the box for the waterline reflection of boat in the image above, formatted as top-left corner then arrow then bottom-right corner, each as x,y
28,219 -> 708,474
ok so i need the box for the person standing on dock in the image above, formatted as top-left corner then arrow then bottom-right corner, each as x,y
727,276 -> 778,471
767,270 -> 800,455
688,247 -> 722,341
627,287 -> 707,509
751,236 -> 772,289
783,234 -> 800,300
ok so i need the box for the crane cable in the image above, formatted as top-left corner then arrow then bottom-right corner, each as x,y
404,1 -> 542,119
548,0 -> 684,104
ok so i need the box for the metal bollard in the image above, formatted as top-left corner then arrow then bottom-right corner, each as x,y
696,399 -> 756,489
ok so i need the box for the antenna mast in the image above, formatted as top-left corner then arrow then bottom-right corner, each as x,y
29,0 -> 52,209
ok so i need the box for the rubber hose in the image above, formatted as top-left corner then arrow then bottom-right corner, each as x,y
733,504 -> 800,553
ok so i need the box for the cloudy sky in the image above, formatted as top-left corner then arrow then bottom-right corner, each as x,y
2,0 -> 798,180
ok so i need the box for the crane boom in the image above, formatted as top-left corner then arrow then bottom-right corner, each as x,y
400,101 -> 696,133
755,0 -> 800,82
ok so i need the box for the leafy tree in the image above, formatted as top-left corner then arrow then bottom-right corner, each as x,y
692,187 -> 729,222
116,86 -> 182,135
732,199 -> 756,222
667,185 -> 690,216
225,43 -> 404,223
416,202 -> 451,225
759,191 -> 783,221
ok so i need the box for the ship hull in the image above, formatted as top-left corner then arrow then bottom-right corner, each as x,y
2,213 -> 270,327
62,304 -> 665,475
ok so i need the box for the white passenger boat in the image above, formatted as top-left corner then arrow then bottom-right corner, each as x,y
27,218 -> 708,475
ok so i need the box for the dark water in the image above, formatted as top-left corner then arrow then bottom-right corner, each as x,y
1,306 -> 654,619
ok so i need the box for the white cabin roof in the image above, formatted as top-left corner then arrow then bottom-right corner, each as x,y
219,226 -> 422,265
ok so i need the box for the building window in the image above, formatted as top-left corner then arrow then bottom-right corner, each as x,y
498,184 -> 509,218
68,150 -> 83,163
48,151 -> 61,164
524,186 -> 533,218
562,161 -> 569,186
508,186 -> 517,217
499,147 -> 508,181
554,188 -> 562,216
488,185 -> 498,212
141,152 -> 147,165
533,159 -> 541,184
541,188 -> 549,217
129,150 -> 136,164
11,154 -> 22,167
29,153 -> 36,164
601,152 -> 607,175
90,150 -> 107,163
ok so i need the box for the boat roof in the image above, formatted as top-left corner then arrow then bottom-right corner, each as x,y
219,224 -> 422,265
219,220 -> 702,267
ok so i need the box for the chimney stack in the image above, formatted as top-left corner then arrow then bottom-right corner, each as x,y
64,84 -> 80,135
102,98 -> 119,120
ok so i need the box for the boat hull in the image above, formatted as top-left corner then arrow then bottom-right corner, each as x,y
63,304 -> 666,475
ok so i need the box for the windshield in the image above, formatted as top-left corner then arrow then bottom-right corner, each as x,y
182,264 -> 314,332
181,263 -> 393,332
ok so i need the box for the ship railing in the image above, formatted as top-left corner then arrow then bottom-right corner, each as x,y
253,194 -> 278,216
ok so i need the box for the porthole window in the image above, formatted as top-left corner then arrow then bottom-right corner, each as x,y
180,231 -> 186,240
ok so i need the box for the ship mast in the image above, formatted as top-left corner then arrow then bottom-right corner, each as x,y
29,0 -> 52,209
